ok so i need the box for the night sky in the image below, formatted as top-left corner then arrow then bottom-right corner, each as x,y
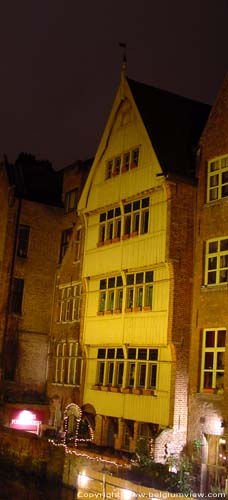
1,0 -> 228,170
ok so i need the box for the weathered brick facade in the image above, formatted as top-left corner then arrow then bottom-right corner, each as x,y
188,72 -> 228,491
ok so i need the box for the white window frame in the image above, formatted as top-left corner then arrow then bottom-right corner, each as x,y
58,282 -> 82,323
200,329 -> 226,393
207,156 -> 228,203
205,237 -> 228,286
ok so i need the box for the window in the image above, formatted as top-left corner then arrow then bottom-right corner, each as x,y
201,329 -> 225,393
17,225 -> 30,258
65,189 -> 78,213
123,197 -> 149,237
205,237 -> 228,285
57,283 -> 81,322
95,347 -> 158,391
11,278 -> 24,314
59,228 -> 72,263
96,348 -> 124,386
98,208 -> 121,244
74,228 -> 81,262
126,271 -> 153,310
105,147 -> 140,180
207,156 -> 228,202
126,348 -> 158,389
54,342 -> 82,385
98,276 -> 123,313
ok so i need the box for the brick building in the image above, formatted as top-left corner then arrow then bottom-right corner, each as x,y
77,68 -> 210,460
46,158 -> 92,414
188,72 -> 228,491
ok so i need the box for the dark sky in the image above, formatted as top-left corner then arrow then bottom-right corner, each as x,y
1,0 -> 228,169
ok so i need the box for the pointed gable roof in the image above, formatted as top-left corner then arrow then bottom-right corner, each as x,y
127,78 -> 211,178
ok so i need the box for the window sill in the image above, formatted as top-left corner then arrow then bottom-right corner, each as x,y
130,231 -> 138,237
97,311 -> 104,316
122,234 -> 130,240
143,306 -> 152,311
97,241 -> 104,247
92,385 -> 102,390
114,309 -> 122,314
133,306 -> 142,312
201,284 -> 228,292
104,310 -> 113,315
112,237 -> 120,243
125,308 -> 133,313
104,239 -> 112,245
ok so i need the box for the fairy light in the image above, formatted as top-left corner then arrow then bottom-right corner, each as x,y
48,439 -> 131,469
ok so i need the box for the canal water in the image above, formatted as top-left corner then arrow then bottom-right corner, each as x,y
0,473 -> 77,500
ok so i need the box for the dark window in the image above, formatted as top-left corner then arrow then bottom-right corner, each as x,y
65,189 -> 78,213
59,228 -> 72,263
11,278 -> 24,314
17,225 -> 30,258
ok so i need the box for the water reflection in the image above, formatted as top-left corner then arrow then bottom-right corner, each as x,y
0,474 -> 76,500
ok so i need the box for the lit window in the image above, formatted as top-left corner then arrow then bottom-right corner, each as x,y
98,276 -> 123,313
205,237 -> 228,285
54,342 -> 82,385
207,156 -> 228,202
65,189 -> 78,213
57,283 -> 81,323
11,278 -> 24,314
59,228 -> 72,263
126,271 -> 153,310
17,225 -> 30,258
94,347 -> 158,390
201,329 -> 225,393
123,197 -> 149,237
98,208 -> 121,244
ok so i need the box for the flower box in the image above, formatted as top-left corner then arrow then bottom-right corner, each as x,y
104,239 -> 112,245
121,166 -> 129,173
142,389 -> 154,396
202,388 -> 216,394
110,387 -> 121,393
130,231 -> 138,237
143,306 -> 152,311
92,385 -> 101,390
122,234 -> 130,240
130,162 -> 138,169
97,311 -> 104,316
97,241 -> 104,247
132,389 -> 142,395
105,310 -> 113,315
121,388 -> 132,394
134,306 -> 142,312
112,170 -> 119,177
125,308 -> 132,313
112,237 -> 120,243
101,386 -> 109,391
114,309 -> 121,314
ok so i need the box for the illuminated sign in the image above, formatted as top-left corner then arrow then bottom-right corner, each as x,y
10,409 -> 44,434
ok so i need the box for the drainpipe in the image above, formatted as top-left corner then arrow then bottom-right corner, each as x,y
1,194 -> 22,386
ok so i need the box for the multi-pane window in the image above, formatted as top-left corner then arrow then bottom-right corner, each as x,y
98,276 -> 123,313
96,348 -> 124,386
98,198 -> 149,245
205,237 -> 228,285
54,342 -> 82,385
207,156 -> 228,202
65,189 -> 78,213
74,228 -> 81,262
126,271 -> 153,310
99,208 -> 121,244
57,283 -> 81,322
59,228 -> 72,263
123,197 -> 149,237
105,147 -> 140,179
17,225 -> 30,258
95,347 -> 158,390
201,329 -> 225,393
11,278 -> 24,314
126,348 -> 158,389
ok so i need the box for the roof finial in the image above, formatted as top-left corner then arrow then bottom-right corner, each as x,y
119,42 -> 127,74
